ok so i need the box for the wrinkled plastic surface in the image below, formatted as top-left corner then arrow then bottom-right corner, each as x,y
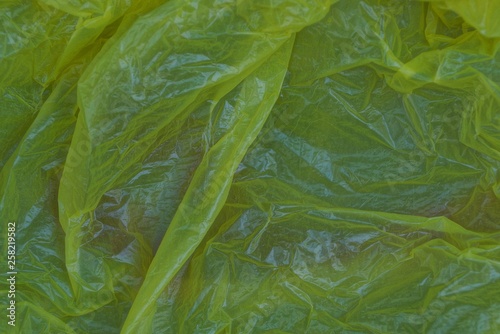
1,0 -> 500,333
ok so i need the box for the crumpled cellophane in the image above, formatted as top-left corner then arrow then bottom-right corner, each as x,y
1,0 -> 499,333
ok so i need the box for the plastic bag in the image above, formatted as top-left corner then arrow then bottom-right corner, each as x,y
1,0 -> 499,333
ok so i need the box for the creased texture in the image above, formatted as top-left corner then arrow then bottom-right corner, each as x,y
0,0 -> 499,333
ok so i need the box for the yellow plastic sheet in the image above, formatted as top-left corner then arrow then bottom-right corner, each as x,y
1,0 -> 499,333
